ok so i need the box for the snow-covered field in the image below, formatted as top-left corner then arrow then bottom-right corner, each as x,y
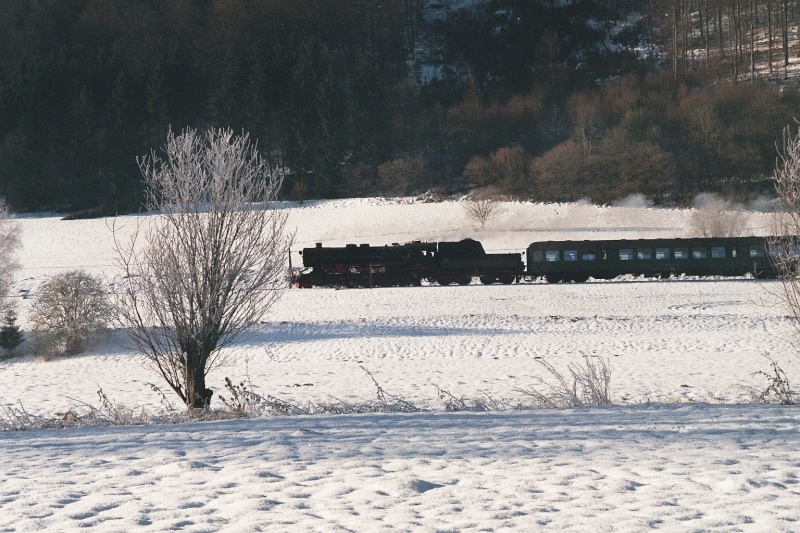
2,198 -> 800,532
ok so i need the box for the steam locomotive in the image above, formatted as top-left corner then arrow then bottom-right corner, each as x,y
292,236 -> 780,288
294,239 -> 524,288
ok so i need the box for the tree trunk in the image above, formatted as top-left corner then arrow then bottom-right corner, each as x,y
784,0 -> 789,78
704,0 -> 711,70
185,352 -> 210,408
734,0 -> 742,82
769,0 -> 774,73
673,0 -> 681,79
751,0 -> 756,80
719,3 -> 724,61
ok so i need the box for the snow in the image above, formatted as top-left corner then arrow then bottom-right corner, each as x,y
2,198 -> 800,532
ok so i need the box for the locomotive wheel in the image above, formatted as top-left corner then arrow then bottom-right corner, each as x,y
456,276 -> 472,286
498,274 -> 514,285
480,275 -> 496,285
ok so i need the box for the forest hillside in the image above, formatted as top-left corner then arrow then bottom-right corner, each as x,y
2,0 -> 800,211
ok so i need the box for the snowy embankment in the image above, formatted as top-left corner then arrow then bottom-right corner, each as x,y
2,198 -> 799,532
3,406 -> 800,532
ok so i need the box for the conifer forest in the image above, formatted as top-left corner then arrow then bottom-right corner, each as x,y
3,0 -> 800,211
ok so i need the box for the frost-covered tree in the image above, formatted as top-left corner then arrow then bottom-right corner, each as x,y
0,199 -> 21,317
31,270 -> 110,357
115,128 -> 292,409
771,124 -> 800,333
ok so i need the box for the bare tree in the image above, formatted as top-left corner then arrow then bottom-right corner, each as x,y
115,128 -> 292,409
464,197 -> 502,230
0,199 -> 21,317
31,270 -> 110,357
771,124 -> 800,335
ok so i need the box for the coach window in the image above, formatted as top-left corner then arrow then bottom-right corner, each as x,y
656,248 -> 670,260
531,250 -> 544,262
750,246 -> 766,258
564,250 -> 578,261
732,248 -> 737,258
768,244 -> 781,257
581,250 -> 596,261
711,246 -> 726,259
619,248 -> 633,261
545,250 -> 560,262
692,247 -> 708,259
637,248 -> 652,260
674,248 -> 689,259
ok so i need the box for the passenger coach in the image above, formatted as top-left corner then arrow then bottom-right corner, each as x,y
526,236 -> 778,282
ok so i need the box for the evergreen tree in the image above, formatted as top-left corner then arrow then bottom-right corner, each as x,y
0,309 -> 24,356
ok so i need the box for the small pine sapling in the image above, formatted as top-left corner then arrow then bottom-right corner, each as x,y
0,309 -> 23,356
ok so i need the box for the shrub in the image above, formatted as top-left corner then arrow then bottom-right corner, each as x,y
752,356 -> 795,405
517,355 -> 613,408
378,154 -> 429,196
219,377 -> 307,416
463,195 -> 503,229
31,270 -> 111,357
0,199 -> 21,318
463,146 -> 530,195
689,194 -> 749,237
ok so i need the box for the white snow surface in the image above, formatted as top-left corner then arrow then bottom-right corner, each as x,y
2,198 -> 800,532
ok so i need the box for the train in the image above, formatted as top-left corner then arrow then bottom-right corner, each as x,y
292,235 -> 783,288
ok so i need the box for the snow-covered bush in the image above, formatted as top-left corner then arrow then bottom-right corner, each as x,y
0,199 -> 21,318
689,194 -> 749,237
31,270 -> 111,357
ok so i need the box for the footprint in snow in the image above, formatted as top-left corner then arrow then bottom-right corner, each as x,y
406,479 -> 444,494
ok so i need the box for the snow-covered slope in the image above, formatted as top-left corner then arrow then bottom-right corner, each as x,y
1,199 -> 798,532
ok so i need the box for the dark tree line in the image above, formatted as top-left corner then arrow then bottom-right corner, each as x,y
659,0 -> 800,82
0,0 -> 419,210
2,0 -> 800,212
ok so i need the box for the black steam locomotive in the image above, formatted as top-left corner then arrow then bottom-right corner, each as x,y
294,239 -> 524,288
293,236 -> 780,288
